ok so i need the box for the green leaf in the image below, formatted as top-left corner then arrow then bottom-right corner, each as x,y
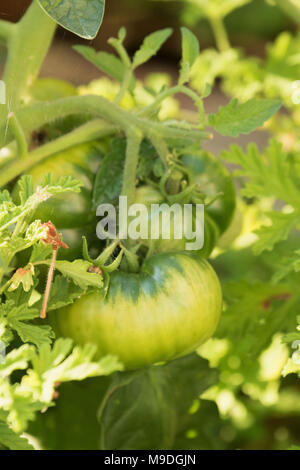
17,176 -> 34,205
136,140 -> 160,181
28,377 -> 111,450
0,345 -> 34,379
40,275 -> 85,311
0,422 -> 34,450
172,400 -> 226,450
40,174 -> 82,195
0,301 -> 54,349
100,354 -> 218,450
30,242 -> 53,263
132,29 -> 173,69
30,339 -> 123,403
8,267 -> 34,293
272,250 -> 300,283
74,47 -> 136,90
0,190 -> 12,204
38,0 -> 105,39
216,280 -> 297,367
51,260 -> 103,290
6,302 -> 54,348
92,138 -> 126,209
208,98 -> 281,137
253,212 -> 300,255
221,140 -> 300,206
179,27 -> 200,85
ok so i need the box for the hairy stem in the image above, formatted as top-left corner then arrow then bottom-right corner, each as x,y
8,112 -> 28,159
41,247 -> 57,319
0,1 -> 56,146
209,15 -> 231,52
121,130 -> 142,205
3,95 -> 209,143
0,119 -> 117,188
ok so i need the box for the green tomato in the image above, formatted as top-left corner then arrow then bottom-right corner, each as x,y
134,186 -> 219,258
20,141 -> 105,229
180,150 -> 236,234
51,252 -> 222,369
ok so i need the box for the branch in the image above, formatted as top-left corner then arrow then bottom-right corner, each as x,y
0,119 -> 118,188
6,95 -> 209,144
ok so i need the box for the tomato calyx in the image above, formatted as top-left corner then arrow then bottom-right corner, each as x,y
41,221 -> 69,250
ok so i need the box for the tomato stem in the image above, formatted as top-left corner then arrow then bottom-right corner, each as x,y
8,113 -> 28,160
121,130 -> 143,206
0,1 -> 56,146
208,15 -> 231,52
40,247 -> 57,319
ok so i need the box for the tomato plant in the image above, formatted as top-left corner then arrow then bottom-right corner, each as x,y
0,0 -> 299,453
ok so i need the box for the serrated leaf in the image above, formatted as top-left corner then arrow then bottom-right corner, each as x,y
40,173 -> 82,195
41,275 -> 85,311
221,140 -> 300,206
208,98 -> 281,137
253,212 -> 299,255
8,267 -> 34,293
74,47 -> 136,90
132,29 -> 173,69
272,250 -> 300,283
0,190 -> 12,204
30,242 -> 53,263
179,27 -> 200,85
30,338 -> 123,403
52,260 -> 103,290
38,0 -> 105,40
6,303 -> 54,348
0,345 -> 34,378
0,423 -> 34,450
17,176 -> 34,205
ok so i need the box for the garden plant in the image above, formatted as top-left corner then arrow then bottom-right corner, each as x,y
0,0 -> 299,451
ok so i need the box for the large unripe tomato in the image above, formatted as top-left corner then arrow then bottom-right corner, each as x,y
52,252 -> 222,369
180,150 -> 236,234
134,186 -> 220,258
